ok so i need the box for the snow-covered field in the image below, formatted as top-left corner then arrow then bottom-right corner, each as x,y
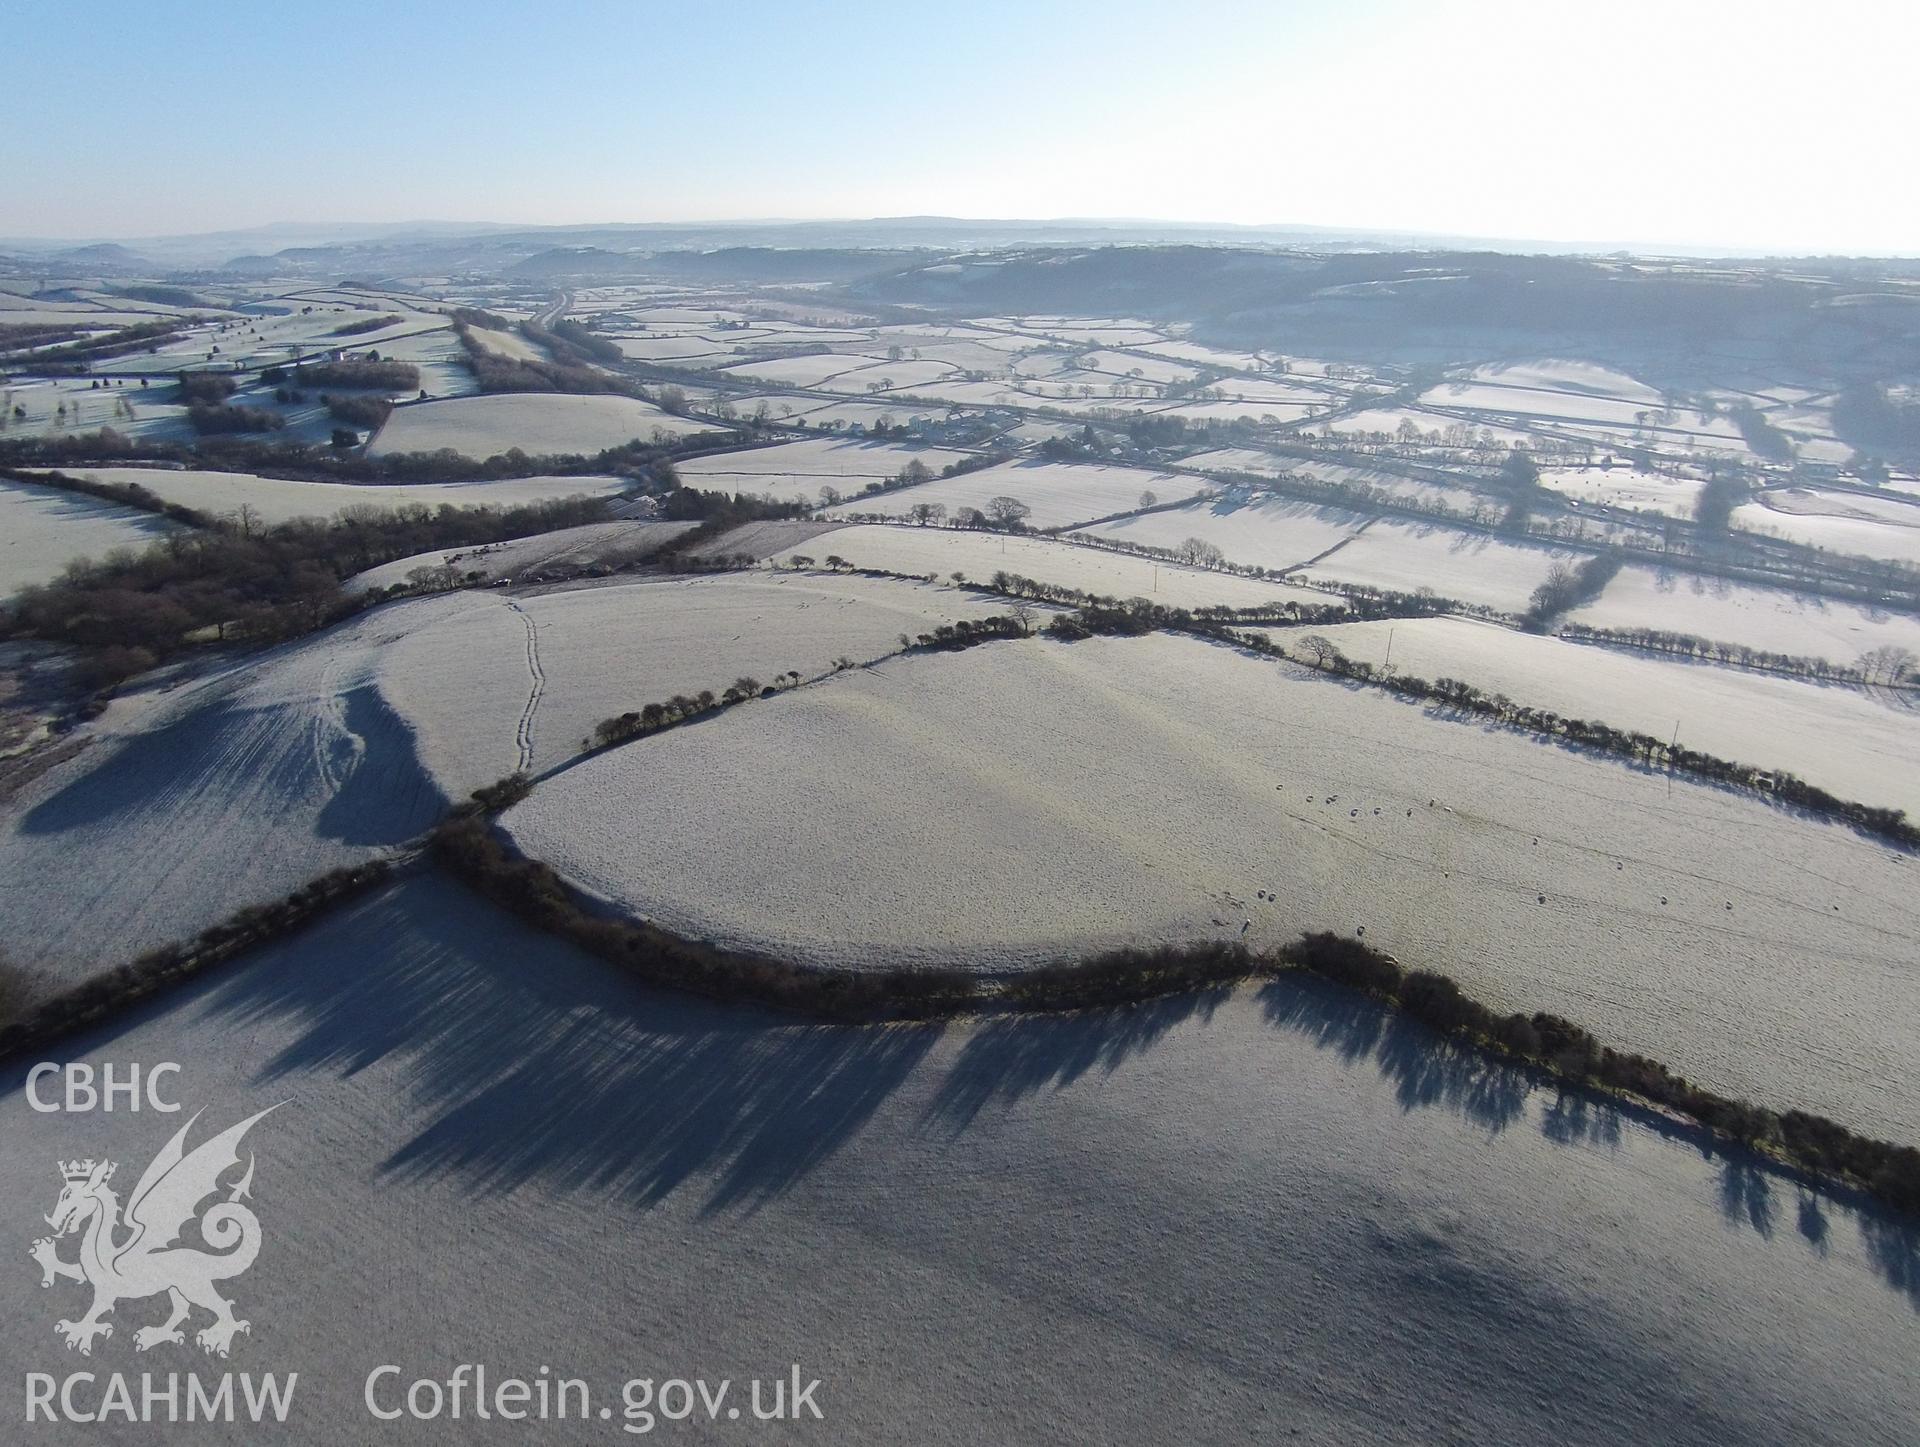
371,326 -> 480,399
345,520 -> 697,594
34,467 -> 628,526
1309,617 -> 1920,815
1735,491 -> 1920,566
462,324 -> 548,363
0,478 -> 179,596
674,437 -> 975,500
610,334 -> 736,365
1,376 -> 194,442
369,393 -> 711,457
0,602 -> 461,985
1325,406 -> 1542,448
766,524 -> 1343,610
1573,566 -> 1920,668
1305,520 -> 1579,613
1074,495 -> 1368,573
0,564 -> 1002,983
826,459 -> 1191,531
507,633 -> 1920,1137
714,354 -> 886,389
1422,376 -> 1717,435
376,572 -> 1015,791
1,874 -> 1910,1445
1465,360 -> 1667,402
1539,463 -> 1704,517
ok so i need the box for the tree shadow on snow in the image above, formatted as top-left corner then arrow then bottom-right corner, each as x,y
191,875 -> 937,1215
1258,973 -> 1529,1133
19,683 -> 441,849
1252,973 -> 1920,1311
923,986 -> 1232,1132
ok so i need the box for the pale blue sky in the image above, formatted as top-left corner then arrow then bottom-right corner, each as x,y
2,0 -> 1910,253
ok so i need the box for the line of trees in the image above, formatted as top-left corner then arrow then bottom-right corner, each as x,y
328,314 -> 402,337
429,811 -> 1920,1218
1557,622 -> 1911,687
527,318 -> 625,367
3,319 -> 190,370
1284,634 -> 1919,848
454,319 -> 647,398
0,465 -> 212,528
587,611 -> 1034,752
1,494 -> 613,687
1279,932 -> 1920,1214
1522,550 -> 1622,630
295,358 -> 420,390
0,862 -> 393,1062
0,423 -> 694,484
324,394 -> 393,430
188,401 -> 284,435
176,371 -> 237,404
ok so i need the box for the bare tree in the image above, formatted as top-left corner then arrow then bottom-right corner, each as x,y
986,496 -> 1031,528
1178,536 -> 1225,568
1299,634 -> 1339,669
909,501 -> 947,527
1858,645 -> 1917,686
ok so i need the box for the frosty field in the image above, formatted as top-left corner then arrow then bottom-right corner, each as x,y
375,571 -> 1016,791
345,519 -> 697,594
34,466 -> 629,525
0,477 -> 179,596
0,602 -> 460,986
1539,463 -> 1704,517
767,523 -> 1344,610
1734,493 -> 1920,566
2,874 -> 1913,1446
1572,566 -> 1920,668
1074,495 -> 1368,573
673,436 -> 975,500
1305,520 -> 1579,613
826,459 -> 1192,530
506,633 -> 1920,1138
1310,616 -> 1920,815
368,392 -> 711,457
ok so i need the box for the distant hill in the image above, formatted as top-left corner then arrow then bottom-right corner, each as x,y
48,243 -> 156,273
507,246 -> 648,278
859,247 -> 1920,385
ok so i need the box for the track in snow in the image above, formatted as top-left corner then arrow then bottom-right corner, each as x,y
506,598 -> 545,772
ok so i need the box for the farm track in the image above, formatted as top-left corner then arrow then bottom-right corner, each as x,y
506,598 -> 546,771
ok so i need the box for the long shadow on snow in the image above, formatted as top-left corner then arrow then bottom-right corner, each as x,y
19,683 -> 441,847
1259,972 -> 1531,1134
1255,971 -> 1920,1311
11,873 -> 1916,1306
925,986 -> 1232,1131
190,874 -> 935,1215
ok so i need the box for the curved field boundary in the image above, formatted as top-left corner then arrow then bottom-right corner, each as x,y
430,812 -> 1920,1221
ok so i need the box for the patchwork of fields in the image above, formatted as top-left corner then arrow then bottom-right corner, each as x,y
5,263 -> 1919,1441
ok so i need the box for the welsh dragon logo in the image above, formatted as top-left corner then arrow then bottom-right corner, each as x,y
28,1106 -> 280,1358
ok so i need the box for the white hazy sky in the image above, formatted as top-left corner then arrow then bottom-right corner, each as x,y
1,0 -> 1911,253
